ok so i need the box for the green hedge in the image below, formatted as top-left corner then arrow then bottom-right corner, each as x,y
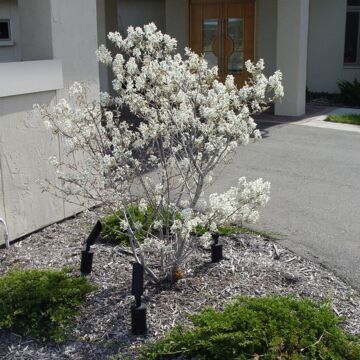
141,296 -> 360,359
0,268 -> 95,342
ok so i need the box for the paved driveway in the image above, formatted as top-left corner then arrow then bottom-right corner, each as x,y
209,115 -> 360,290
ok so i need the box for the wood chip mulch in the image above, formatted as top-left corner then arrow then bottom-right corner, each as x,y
0,208 -> 359,359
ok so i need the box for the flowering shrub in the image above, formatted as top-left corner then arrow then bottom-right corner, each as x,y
36,23 -> 283,283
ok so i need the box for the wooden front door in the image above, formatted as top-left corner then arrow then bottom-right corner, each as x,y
189,0 -> 255,87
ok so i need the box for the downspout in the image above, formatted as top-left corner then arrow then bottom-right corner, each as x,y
0,218 -> 9,249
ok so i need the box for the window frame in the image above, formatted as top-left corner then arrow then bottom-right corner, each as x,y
344,3 -> 360,67
0,18 -> 12,41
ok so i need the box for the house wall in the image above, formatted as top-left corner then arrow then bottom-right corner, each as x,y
0,0 -> 21,62
97,0 -> 118,93
165,0 -> 188,55
256,0 -> 277,77
0,0 -> 100,244
118,0 -> 166,36
164,0 -> 360,95
0,91 -> 64,245
164,0 -> 277,75
307,0 -> 360,93
18,0 -> 52,61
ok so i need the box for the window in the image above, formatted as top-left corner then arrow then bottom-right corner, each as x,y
345,0 -> 360,65
0,20 -> 11,40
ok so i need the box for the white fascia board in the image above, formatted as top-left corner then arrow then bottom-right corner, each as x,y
0,60 -> 63,98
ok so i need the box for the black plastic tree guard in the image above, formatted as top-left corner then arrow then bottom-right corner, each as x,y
80,220 -> 102,276
131,262 -> 147,335
211,232 -> 223,263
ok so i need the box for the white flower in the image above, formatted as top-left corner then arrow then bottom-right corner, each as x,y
69,82 -> 84,97
95,45 -> 112,65
153,220 -> 162,230
100,92 -> 111,107
39,23 -> 282,283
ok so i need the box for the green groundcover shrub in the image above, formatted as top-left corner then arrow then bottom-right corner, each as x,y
0,268 -> 95,342
338,79 -> 360,106
140,296 -> 360,360
101,205 -> 260,246
101,205 -> 175,246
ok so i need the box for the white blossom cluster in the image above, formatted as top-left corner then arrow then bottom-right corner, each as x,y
207,177 -> 271,226
36,23 -> 283,283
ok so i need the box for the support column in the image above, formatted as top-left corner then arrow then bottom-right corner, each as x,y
275,0 -> 309,116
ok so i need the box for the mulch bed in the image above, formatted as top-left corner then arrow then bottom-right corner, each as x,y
0,208 -> 359,359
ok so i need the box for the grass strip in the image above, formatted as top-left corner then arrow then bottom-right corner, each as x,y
326,114 -> 360,125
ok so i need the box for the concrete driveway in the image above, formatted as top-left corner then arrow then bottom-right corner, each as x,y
209,109 -> 360,290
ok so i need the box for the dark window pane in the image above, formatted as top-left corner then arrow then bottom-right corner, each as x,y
227,18 -> 244,74
348,0 -> 360,6
344,12 -> 359,63
0,21 -> 10,40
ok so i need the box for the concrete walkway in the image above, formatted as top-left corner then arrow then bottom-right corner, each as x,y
209,106 -> 360,290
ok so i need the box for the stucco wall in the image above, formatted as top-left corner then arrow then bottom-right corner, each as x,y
0,92 -> 64,242
0,0 -> 21,62
50,0 -> 100,95
118,0 -> 166,36
0,0 -> 100,244
307,0 -> 360,93
18,0 -> 52,61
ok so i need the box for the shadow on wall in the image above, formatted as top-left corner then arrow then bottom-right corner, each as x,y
0,91 -> 55,118
117,0 -> 166,36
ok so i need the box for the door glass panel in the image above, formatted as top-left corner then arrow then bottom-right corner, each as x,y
203,19 -> 218,68
227,18 -> 244,74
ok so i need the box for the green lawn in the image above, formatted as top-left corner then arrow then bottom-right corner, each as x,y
326,114 -> 360,125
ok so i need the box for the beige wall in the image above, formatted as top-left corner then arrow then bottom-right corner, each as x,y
0,0 -> 21,62
0,0 -> 100,244
307,0 -> 360,93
